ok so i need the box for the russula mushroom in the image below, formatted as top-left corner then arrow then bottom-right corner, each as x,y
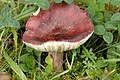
22,2 -> 94,70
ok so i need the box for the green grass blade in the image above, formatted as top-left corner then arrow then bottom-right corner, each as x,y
104,59 -> 120,62
112,51 -> 120,57
51,70 -> 69,80
3,52 -> 27,80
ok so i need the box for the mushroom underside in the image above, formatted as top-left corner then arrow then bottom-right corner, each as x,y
23,32 -> 93,70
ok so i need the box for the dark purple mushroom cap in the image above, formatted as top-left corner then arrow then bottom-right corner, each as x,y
23,2 -> 94,52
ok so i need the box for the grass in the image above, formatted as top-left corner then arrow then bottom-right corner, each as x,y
0,0 -> 120,80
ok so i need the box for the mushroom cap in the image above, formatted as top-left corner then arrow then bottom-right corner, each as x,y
23,2 -> 94,52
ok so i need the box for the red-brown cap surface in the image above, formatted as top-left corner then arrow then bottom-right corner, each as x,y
23,2 -> 94,52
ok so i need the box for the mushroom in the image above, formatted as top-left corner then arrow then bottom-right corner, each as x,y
0,72 -> 11,80
22,2 -> 94,70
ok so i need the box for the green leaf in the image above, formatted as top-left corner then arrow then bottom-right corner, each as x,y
0,1 -> 4,10
78,0 -> 91,4
107,47 -> 118,59
104,12 -> 112,21
93,12 -> 103,22
98,0 -> 110,3
98,3 -> 105,11
64,0 -> 73,4
45,55 -> 53,75
96,59 -> 107,68
86,69 -> 101,78
105,21 -> 118,30
45,55 -> 53,65
19,63 -> 31,72
118,23 -> 120,36
45,64 -> 53,76
111,13 -> 120,21
20,54 -> 35,68
73,0 -> 81,3
20,0 -> 50,10
79,0 -> 93,4
36,0 -> 50,10
111,73 -> 119,80
94,25 -> 106,35
26,46 -> 33,52
0,6 -> 20,28
19,0 -> 37,4
34,50 -> 42,56
103,32 -> 113,43
86,7 -> 95,18
114,43 -> 120,51
89,1 -> 99,11
107,47 -> 116,54
10,18 -> 20,28
110,0 -> 120,5
54,0 -> 63,3
94,12 -> 103,20
3,52 -> 27,80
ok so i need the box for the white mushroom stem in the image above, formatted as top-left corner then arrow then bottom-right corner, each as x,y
51,50 -> 76,80
49,51 -> 63,70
